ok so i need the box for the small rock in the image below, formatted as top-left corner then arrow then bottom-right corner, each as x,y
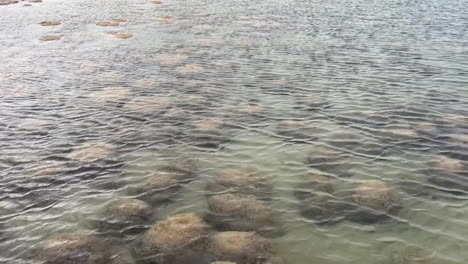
96,21 -> 120,27
160,20 -> 175,24
39,21 -> 61,26
176,64 -> 205,73
192,118 -> 223,130
151,0 -> 163,4
39,36 -> 61,41
0,0 -> 19,5
114,33 -> 133,39
160,53 -> 188,65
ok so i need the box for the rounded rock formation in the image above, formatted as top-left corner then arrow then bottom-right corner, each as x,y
208,232 -> 274,263
113,33 -> 133,39
69,142 -> 115,163
142,213 -> 211,255
176,64 -> 204,74
89,87 -> 130,102
207,168 -> 270,198
435,156 -> 464,171
36,233 -> 106,264
110,198 -> 151,223
40,35 -> 61,41
39,21 -> 61,26
133,172 -> 180,202
124,96 -> 171,112
206,193 -> 276,232
352,180 -> 394,210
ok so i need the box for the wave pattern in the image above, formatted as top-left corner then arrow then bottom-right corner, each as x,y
1,0 -> 468,263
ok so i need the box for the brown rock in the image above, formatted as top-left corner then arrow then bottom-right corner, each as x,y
114,33 -> 133,39
39,36 -> 61,41
353,180 -> 394,210
142,213 -> 211,254
39,21 -> 61,26
160,20 -> 175,24
96,21 -> 120,27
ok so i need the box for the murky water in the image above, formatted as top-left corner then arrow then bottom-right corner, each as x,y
1,0 -> 468,263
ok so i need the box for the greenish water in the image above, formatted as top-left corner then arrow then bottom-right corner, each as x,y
1,0 -> 468,263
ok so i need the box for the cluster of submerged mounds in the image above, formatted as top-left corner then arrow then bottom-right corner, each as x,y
205,168 -> 282,237
295,171 -> 400,225
95,19 -> 134,39
137,213 -> 281,264
38,20 -> 62,41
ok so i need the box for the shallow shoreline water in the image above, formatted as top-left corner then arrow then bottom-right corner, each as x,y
1,0 -> 468,263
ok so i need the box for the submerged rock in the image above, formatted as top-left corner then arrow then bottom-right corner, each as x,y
108,244 -> 136,264
89,87 -> 130,102
388,128 -> 418,138
162,158 -> 199,182
124,96 -> 171,112
160,53 -> 188,65
443,114 -> 468,124
40,35 -> 61,41
294,172 -> 335,200
17,118 -> 55,132
39,21 -> 61,26
295,173 -> 346,225
299,192 -> 347,225
132,172 -> 181,202
346,180 -> 400,224
305,147 -> 352,177
110,198 -> 151,223
36,233 -> 107,264
25,161 -> 67,182
206,193 -> 277,233
207,168 -> 271,198
96,21 -> 120,27
160,20 -> 175,24
69,142 -> 115,163
0,0 -> 19,6
208,232 -> 275,264
114,33 -> 133,39
141,213 -> 211,259
151,0 -> 163,4
434,156 -> 464,171
192,118 -> 224,131
352,180 -> 394,210
237,103 -> 263,114
176,64 -> 205,74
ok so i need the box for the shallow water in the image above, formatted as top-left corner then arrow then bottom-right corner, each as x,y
1,0 -> 468,263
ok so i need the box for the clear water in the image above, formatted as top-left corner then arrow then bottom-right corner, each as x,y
1,0 -> 468,263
